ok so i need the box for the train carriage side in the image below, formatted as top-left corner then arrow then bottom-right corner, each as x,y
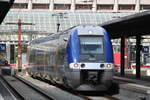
27,33 -> 70,83
27,43 -> 48,78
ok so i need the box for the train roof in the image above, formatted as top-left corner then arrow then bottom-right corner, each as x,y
30,25 -> 76,45
29,25 -> 105,45
30,33 -> 59,45
75,25 -> 106,36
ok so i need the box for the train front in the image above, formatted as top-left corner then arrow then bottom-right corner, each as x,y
66,25 -> 114,91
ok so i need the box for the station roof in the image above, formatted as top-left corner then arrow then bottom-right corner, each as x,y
101,11 -> 150,39
0,11 -> 133,34
0,0 -> 14,24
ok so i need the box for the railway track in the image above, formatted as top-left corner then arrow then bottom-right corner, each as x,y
0,75 -> 24,100
0,76 -> 18,100
47,80 -> 119,100
1,74 -> 120,100
0,75 -> 54,100
19,74 -> 119,100
39,79 -> 119,100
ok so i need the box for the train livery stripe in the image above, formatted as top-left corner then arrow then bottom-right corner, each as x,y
67,29 -> 80,63
103,28 -> 114,63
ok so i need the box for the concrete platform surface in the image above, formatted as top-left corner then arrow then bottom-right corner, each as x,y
114,76 -> 150,100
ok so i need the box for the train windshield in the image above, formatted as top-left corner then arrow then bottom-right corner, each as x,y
79,36 -> 104,55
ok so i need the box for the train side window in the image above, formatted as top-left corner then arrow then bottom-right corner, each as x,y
61,48 -> 66,55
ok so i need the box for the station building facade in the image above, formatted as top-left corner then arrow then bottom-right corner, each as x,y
11,0 -> 150,12
0,0 -> 150,66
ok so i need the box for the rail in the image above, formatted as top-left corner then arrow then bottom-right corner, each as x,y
16,74 -> 120,100
0,75 -> 25,100
1,75 -> 54,100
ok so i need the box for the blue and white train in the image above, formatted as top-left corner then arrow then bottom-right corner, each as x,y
27,25 -> 114,91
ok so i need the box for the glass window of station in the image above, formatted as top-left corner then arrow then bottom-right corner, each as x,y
32,4 -> 49,9
97,5 -> 113,10
12,3 -> 28,9
75,4 -> 92,10
119,5 -> 135,10
140,5 -> 150,10
54,4 -> 71,10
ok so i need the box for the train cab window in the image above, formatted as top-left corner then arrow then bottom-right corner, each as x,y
79,36 -> 104,55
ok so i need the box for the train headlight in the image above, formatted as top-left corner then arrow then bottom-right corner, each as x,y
70,63 -> 80,69
74,63 -> 79,68
107,64 -> 112,68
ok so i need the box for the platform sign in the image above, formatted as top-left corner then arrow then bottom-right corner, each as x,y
142,46 -> 149,53
0,44 -> 6,52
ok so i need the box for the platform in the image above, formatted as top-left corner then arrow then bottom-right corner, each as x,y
116,69 -> 150,76
114,75 -> 150,100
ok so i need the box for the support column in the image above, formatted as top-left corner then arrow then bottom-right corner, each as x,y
135,0 -> 140,12
10,44 -> 15,64
29,34 -> 32,42
114,0 -> 118,12
136,35 -> 141,79
120,37 -> 125,76
125,39 -> 129,68
49,0 -> 54,11
6,42 -> 10,64
92,0 -> 97,12
18,19 -> 22,70
28,0 -> 32,10
71,0 -> 75,12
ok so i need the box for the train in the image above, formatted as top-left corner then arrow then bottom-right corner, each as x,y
113,45 -> 150,69
27,25 -> 114,91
